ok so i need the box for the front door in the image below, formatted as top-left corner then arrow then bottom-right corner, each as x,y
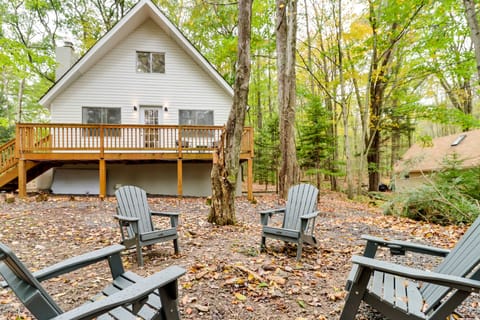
140,106 -> 163,148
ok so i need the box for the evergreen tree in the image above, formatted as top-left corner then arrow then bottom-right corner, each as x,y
297,93 -> 336,189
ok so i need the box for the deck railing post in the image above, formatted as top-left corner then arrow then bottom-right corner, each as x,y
178,126 -> 183,156
99,124 -> 105,158
99,125 -> 106,199
18,159 -> 26,198
14,125 -> 20,159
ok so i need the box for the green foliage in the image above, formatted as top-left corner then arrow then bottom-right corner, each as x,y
417,135 -> 433,147
385,156 -> 480,225
254,114 -> 279,186
296,92 -> 338,178
384,184 -> 479,225
436,154 -> 480,202
171,0 -> 275,86
175,1 -> 239,84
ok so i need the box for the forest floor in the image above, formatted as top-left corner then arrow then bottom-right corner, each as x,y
0,187 -> 479,320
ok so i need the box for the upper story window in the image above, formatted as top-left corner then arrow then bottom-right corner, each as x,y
136,51 -> 165,73
179,110 -> 214,125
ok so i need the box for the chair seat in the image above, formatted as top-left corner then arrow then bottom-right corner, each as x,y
94,271 -> 163,319
366,271 -> 424,319
262,226 -> 300,241
140,228 -> 178,242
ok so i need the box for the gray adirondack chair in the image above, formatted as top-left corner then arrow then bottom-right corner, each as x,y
0,242 -> 185,320
260,183 -> 319,260
114,185 -> 180,266
340,214 -> 480,319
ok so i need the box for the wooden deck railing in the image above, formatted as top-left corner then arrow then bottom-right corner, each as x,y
14,123 -> 254,157
0,139 -> 17,173
3,124 -> 254,199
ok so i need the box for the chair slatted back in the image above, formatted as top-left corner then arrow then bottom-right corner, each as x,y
422,215 -> 480,312
0,243 -> 63,319
282,184 -> 319,231
115,186 -> 155,237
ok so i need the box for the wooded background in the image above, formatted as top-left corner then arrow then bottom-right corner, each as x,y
2,0 -> 480,198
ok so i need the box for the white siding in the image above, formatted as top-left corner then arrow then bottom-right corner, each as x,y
51,168 -> 99,194
44,163 -> 242,197
50,19 -> 232,125
108,163 -> 214,196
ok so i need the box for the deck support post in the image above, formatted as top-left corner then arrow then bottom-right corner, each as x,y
99,159 -> 106,200
177,158 -> 183,198
18,159 -> 27,198
247,158 -> 253,201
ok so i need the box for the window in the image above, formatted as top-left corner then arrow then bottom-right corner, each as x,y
82,107 -> 121,136
136,51 -> 165,73
179,110 -> 214,140
179,110 -> 214,126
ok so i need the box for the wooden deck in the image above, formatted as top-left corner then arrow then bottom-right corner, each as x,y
1,123 -> 254,199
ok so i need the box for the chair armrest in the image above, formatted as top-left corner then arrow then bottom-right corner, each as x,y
113,215 -> 139,223
151,211 -> 180,217
113,215 -> 139,229
259,208 -> 286,226
361,235 -> 450,257
259,208 -> 286,215
351,255 -> 480,292
51,265 -> 186,320
31,245 -> 126,283
151,211 -> 180,228
301,211 -> 320,220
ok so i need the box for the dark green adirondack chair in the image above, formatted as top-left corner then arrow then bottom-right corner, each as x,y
0,242 -> 185,320
341,215 -> 480,319
114,185 -> 180,266
260,183 -> 319,260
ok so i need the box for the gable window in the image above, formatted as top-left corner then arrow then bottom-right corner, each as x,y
82,107 -> 121,136
137,51 -> 165,73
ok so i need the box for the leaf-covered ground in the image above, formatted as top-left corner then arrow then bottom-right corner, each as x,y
0,190 -> 479,319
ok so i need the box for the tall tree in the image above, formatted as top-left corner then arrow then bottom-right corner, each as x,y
463,0 -> 480,83
277,0 -> 299,198
209,0 -> 253,225
335,1 -> 355,198
365,0 -> 426,191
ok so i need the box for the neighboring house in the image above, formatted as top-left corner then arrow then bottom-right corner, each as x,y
393,129 -> 480,191
0,0 -> 254,198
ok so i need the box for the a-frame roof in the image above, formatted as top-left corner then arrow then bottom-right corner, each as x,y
39,0 -> 233,107
394,129 -> 480,174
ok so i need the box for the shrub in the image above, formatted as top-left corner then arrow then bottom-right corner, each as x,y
385,157 -> 480,225
384,184 -> 479,225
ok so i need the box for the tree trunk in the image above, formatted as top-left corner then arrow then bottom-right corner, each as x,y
17,78 -> 25,123
303,0 -> 315,94
208,0 -> 252,226
335,0 -> 354,199
277,0 -> 299,199
391,124 -> 400,190
463,0 -> 480,83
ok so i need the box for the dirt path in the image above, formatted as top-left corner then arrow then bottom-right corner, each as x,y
0,191 -> 478,319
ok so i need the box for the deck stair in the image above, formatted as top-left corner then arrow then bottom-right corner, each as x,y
0,139 -> 54,191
